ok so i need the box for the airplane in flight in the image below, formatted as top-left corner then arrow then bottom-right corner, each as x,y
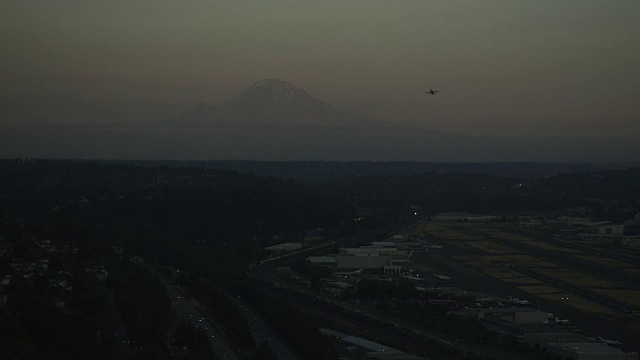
425,88 -> 440,95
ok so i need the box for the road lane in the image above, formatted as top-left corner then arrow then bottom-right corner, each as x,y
225,293 -> 301,360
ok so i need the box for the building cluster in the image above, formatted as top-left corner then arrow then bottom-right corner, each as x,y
0,237 -> 109,311
481,317 -> 637,360
260,234 -> 437,296
444,302 -> 637,360
563,219 -> 625,238
301,235 -> 435,295
305,233 -> 432,274
265,213 -> 640,358
514,213 -> 636,246
432,211 -> 637,238
550,214 -> 640,249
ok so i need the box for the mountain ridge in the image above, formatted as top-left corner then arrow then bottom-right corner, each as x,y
167,79 -> 378,128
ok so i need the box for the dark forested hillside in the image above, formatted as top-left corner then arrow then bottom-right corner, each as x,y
0,160 -> 356,250
313,167 -> 640,218
0,159 -> 358,359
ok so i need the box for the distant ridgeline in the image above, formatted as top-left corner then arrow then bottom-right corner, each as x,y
96,160 -> 637,182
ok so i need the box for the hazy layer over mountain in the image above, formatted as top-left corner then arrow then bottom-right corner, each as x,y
2,79 -> 639,162
169,79 -> 376,128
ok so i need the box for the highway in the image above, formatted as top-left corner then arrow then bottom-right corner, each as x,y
106,289 -> 134,360
141,263 -> 240,360
163,281 -> 239,360
224,292 -> 301,360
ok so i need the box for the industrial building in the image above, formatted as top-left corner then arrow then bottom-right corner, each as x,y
335,255 -> 393,270
483,321 -> 638,359
547,342 -> 637,360
575,221 -> 625,236
341,247 -> 396,255
481,320 -> 591,347
524,332 -> 595,349
306,256 -> 336,266
305,236 -> 418,274
466,307 -> 550,324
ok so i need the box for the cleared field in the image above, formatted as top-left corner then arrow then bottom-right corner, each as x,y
427,255 -> 483,276
518,240 -> 583,254
576,255 -> 638,269
454,255 -> 518,267
501,276 -> 544,284
444,222 -> 479,227
592,289 -> 640,309
519,285 -> 619,316
537,293 -> 619,316
453,254 -> 558,269
499,255 -> 559,268
453,255 -> 496,268
426,228 -> 477,240
492,231 -> 537,241
422,224 -> 443,232
533,267 -> 622,288
627,268 -> 640,274
413,263 -> 437,272
449,226 -> 583,254
454,255 -> 552,285
475,227 -> 505,232
407,222 -> 431,236
479,267 -> 544,284
465,241 -> 518,254
518,285 -> 560,294
481,267 -> 525,279
447,241 -> 477,251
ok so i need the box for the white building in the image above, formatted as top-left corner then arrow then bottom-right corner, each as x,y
306,256 -> 336,266
468,307 -> 550,324
593,223 -> 624,235
575,221 -> 624,235
335,255 -> 393,270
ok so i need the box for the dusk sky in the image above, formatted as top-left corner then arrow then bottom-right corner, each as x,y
2,1 -> 640,160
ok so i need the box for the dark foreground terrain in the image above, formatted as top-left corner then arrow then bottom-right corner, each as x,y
1,159 -> 638,359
